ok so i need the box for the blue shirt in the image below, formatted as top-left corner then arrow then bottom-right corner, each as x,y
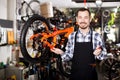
61,29 -> 107,61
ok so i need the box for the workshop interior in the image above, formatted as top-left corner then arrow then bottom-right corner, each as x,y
0,0 -> 120,80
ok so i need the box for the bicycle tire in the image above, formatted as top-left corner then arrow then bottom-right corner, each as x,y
109,61 -> 120,80
26,0 -> 40,15
55,37 -> 71,78
20,14 -> 50,63
100,58 -> 116,80
57,55 -> 71,78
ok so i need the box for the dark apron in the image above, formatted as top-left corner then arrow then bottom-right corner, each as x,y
70,31 -> 98,80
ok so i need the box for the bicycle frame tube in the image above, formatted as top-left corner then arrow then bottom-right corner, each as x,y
30,27 -> 74,49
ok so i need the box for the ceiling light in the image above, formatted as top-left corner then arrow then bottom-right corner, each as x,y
95,0 -> 102,7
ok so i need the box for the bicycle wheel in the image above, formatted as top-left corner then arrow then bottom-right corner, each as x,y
100,58 -> 118,80
109,61 -> 120,80
57,55 -> 71,78
26,0 -> 40,16
20,14 -> 51,63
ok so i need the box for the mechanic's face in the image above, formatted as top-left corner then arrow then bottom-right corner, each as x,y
76,11 -> 91,29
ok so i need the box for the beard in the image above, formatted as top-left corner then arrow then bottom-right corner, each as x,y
79,22 -> 88,29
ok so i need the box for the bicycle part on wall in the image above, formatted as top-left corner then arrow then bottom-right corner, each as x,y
102,10 -> 110,18
0,26 -> 7,46
103,10 -> 116,34
18,0 -> 40,22
28,0 -> 40,15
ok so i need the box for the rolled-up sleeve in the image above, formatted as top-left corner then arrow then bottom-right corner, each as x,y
61,32 -> 75,61
95,34 -> 107,60
96,48 -> 107,60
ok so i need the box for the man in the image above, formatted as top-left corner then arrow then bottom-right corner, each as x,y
51,8 -> 107,80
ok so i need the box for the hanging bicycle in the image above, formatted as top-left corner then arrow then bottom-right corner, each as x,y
19,11 -> 77,79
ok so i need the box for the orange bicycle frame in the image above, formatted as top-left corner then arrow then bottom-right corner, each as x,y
30,26 -> 74,49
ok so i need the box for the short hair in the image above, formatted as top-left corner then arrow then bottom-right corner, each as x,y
75,8 -> 91,17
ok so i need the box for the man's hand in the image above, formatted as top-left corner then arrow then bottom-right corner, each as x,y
93,46 -> 102,56
51,48 -> 64,54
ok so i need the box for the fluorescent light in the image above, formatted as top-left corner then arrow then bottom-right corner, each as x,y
95,0 -> 102,7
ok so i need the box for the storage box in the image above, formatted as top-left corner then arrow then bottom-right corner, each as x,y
40,2 -> 53,18
0,68 -> 5,80
5,66 -> 22,80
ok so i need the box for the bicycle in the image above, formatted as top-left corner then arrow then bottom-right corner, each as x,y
19,12 -> 77,79
18,0 -> 78,79
100,43 -> 120,80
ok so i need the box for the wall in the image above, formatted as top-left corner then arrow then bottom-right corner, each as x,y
0,0 -> 7,19
0,0 -> 16,64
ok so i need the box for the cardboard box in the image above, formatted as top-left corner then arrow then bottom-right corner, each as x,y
40,2 -> 53,18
